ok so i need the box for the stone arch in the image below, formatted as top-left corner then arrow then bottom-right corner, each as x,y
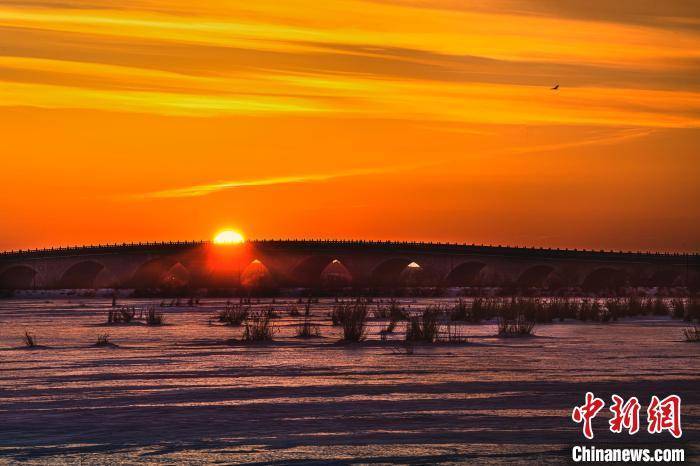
240,259 -> 275,290
320,259 -> 352,288
129,257 -> 182,289
370,258 -> 424,287
517,265 -> 557,288
0,265 -> 38,289
647,269 -> 682,287
290,256 -> 353,287
58,261 -> 105,289
582,267 -> 628,292
290,255 -> 333,286
445,261 -> 486,286
161,262 -> 191,288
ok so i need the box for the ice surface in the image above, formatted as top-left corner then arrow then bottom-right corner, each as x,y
0,298 -> 698,464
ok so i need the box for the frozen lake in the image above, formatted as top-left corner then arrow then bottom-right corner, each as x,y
1,298 -> 698,464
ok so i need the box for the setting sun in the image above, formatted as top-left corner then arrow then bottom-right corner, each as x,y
213,230 -> 245,245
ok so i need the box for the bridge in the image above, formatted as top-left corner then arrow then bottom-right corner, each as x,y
0,240 -> 698,292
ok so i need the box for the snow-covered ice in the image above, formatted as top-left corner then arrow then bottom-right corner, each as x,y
1,298 -> 698,464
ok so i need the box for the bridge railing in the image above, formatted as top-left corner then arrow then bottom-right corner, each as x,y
0,239 -> 697,261
0,240 -> 207,257
250,239 -> 697,256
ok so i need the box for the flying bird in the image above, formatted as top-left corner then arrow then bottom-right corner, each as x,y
551,84 -> 559,90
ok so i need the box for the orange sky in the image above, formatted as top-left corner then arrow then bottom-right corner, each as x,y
1,0 -> 699,252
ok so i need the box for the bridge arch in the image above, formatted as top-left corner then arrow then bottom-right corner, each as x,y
445,261 -> 486,286
290,256 -> 353,287
240,259 -> 275,290
517,265 -> 560,289
130,257 -> 190,289
58,261 -> 105,289
0,265 -> 38,289
370,258 -> 426,287
321,259 -> 353,288
647,269 -> 683,287
161,262 -> 190,288
582,267 -> 628,292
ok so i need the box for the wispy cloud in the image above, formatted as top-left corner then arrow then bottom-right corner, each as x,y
506,128 -> 655,155
1,1 -> 700,126
135,166 -> 410,199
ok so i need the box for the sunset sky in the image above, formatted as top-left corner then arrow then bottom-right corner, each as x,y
1,0 -> 699,251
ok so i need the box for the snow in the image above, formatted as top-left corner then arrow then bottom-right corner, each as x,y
0,298 -> 698,464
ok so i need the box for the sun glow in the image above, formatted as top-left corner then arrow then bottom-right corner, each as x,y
213,229 -> 245,245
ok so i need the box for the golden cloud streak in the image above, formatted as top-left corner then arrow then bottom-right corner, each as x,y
135,166 -> 410,199
1,2 -> 699,126
506,129 -> 656,155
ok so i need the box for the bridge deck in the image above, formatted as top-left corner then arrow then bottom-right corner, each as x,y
0,240 -> 697,265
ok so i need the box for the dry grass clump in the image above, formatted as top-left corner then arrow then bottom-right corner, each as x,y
330,306 -> 342,326
405,306 -> 442,343
160,298 -> 182,307
577,299 -> 603,322
524,298 -> 553,323
242,312 -> 275,342
449,298 -> 498,322
295,317 -> 321,338
291,298 -> 317,337
218,304 -> 249,326
687,297 -> 700,321
603,299 -> 628,321
600,297 -> 670,321
497,302 -> 536,337
451,298 -> 552,323
497,298 -> 551,323
403,307 -> 468,344
95,333 -> 115,347
373,299 -> 407,321
384,319 -> 398,333
145,306 -> 164,326
372,305 -> 390,319
442,321 -> 468,343
497,315 -> 535,336
581,297 -> 653,322
22,330 -> 37,347
670,299 -> 686,319
107,306 -> 136,324
373,299 -> 405,339
449,298 -> 469,321
420,297 -> 696,325
379,319 -> 399,341
648,298 -> 670,316
547,298 -> 579,321
106,305 -> 165,326
670,297 -> 700,321
625,296 -> 647,316
334,301 -> 369,342
391,341 -> 414,355
683,326 -> 700,342
474,296 -> 686,323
